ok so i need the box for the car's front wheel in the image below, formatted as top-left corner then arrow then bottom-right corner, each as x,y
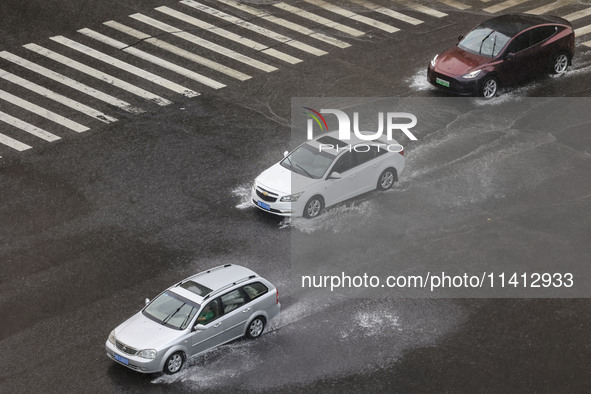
246,316 -> 266,339
479,76 -> 498,99
303,195 -> 324,218
551,52 -> 569,74
377,168 -> 397,191
163,352 -> 184,374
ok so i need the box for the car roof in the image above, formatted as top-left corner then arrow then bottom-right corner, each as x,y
479,14 -> 570,38
187,264 -> 259,290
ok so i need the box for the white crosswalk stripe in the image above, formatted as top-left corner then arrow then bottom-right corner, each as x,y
127,14 -> 277,72
575,24 -> 591,37
79,28 -> 228,88
563,7 -> 591,22
0,110 -> 61,142
301,0 -> 399,33
0,132 -> 32,151
526,0 -> 575,15
436,0 -> 471,10
346,0 -> 423,25
155,7 -> 305,62
392,0 -> 447,18
24,43 -> 172,107
0,51 -> 145,115
180,0 -> 328,56
214,0 -> 351,48
0,89 -> 89,133
50,35 -> 200,98
273,2 -> 365,37
101,21 -> 251,81
484,0 -> 530,14
0,68 -> 117,123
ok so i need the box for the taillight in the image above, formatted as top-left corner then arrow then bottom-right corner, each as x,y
399,149 -> 405,156
276,288 -> 279,304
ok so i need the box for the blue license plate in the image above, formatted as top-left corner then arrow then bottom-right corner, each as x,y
257,200 -> 271,210
114,353 -> 129,365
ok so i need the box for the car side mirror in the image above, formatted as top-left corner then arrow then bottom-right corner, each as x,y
145,298 -> 150,306
283,151 -> 289,157
506,53 -> 516,60
328,171 -> 342,180
457,34 -> 464,42
193,324 -> 206,331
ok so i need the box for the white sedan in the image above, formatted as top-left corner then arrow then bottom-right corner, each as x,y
251,131 -> 405,218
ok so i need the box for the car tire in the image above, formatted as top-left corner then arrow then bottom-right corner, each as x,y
479,76 -> 498,99
303,195 -> 324,218
377,168 -> 397,191
163,351 -> 184,374
551,52 -> 569,74
246,316 -> 266,339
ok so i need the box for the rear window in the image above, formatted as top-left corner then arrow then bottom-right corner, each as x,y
242,282 -> 269,301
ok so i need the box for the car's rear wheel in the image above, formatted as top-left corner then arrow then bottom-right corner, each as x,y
377,168 -> 397,191
163,352 -> 184,374
246,316 -> 266,339
303,195 -> 324,218
479,76 -> 498,99
551,52 -> 569,74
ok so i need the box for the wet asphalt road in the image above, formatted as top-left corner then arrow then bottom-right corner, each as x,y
1,0 -> 591,392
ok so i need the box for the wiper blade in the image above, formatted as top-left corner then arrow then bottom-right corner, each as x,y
294,163 -> 314,178
162,303 -> 184,325
479,30 -> 495,55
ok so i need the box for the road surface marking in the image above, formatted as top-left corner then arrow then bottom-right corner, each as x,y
50,35 -> 200,98
0,89 -> 89,133
301,0 -> 399,33
526,0 -> 575,15
180,0 -> 327,56
574,24 -> 591,37
0,133 -> 31,151
0,51 -> 144,114
563,7 -> 591,21
127,14 -> 276,72
79,28 -> 227,88
215,0 -> 351,47
346,0 -> 423,25
155,7 -> 305,62
391,0 -> 447,18
0,68 -> 117,123
436,0 -> 471,10
583,40 -> 591,48
484,0 -> 530,14
24,43 -> 172,107
273,3 -> 365,37
0,110 -> 61,141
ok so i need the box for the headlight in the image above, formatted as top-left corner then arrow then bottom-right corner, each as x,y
108,330 -> 116,344
137,349 -> 157,359
462,69 -> 481,79
280,192 -> 303,202
430,54 -> 438,67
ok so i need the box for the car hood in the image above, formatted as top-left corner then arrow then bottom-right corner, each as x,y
435,46 -> 491,76
114,312 -> 182,350
256,162 -> 318,195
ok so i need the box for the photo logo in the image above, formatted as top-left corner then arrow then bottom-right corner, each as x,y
304,108 -> 418,142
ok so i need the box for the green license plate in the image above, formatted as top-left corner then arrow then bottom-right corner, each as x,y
436,78 -> 450,88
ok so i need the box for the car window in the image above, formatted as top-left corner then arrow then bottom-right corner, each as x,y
220,289 -> 246,314
143,291 -> 200,330
354,145 -> 387,166
195,298 -> 221,326
506,32 -> 530,54
331,151 -> 356,174
242,282 -> 269,301
529,26 -> 557,46
458,28 -> 510,58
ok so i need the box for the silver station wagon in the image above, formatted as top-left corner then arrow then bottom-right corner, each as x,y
106,265 -> 280,374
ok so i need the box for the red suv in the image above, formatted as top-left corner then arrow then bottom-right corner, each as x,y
427,14 -> 575,98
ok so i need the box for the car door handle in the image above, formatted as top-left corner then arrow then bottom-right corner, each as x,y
213,322 -> 222,328
242,307 -> 251,313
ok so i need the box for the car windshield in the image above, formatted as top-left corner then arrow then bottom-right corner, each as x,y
458,27 -> 511,58
281,143 -> 335,179
143,291 -> 200,330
